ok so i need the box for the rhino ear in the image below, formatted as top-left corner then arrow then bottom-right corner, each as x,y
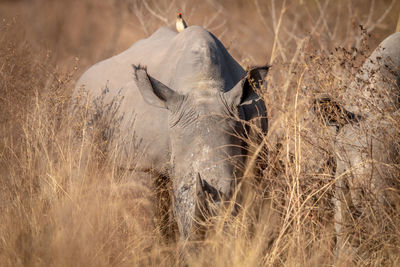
132,64 -> 183,110
224,65 -> 269,106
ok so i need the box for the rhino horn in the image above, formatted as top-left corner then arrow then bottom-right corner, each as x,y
195,173 -> 208,219
195,173 -> 225,219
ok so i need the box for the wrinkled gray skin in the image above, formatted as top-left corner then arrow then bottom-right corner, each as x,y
334,32 -> 400,256
75,26 -> 268,239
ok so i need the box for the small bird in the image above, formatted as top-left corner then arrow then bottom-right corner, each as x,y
176,12 -> 187,33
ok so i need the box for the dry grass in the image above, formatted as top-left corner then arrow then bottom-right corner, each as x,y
1,0 -> 400,266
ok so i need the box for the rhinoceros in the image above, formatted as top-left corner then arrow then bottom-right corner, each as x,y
333,32 -> 400,256
74,26 -> 268,239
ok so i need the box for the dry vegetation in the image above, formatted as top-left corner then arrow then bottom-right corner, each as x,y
1,0 -> 400,266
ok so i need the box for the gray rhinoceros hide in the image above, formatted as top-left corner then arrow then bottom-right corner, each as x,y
343,32 -> 400,115
75,26 -> 268,239
333,32 -> 400,256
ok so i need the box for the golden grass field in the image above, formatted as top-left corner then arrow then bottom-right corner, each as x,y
1,0 -> 400,266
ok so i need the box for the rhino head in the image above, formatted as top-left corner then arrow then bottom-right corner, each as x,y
132,64 -> 268,239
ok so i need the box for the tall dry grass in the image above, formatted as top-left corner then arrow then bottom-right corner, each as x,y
1,0 -> 400,266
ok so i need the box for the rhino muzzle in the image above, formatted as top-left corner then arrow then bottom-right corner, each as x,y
173,173 -> 230,239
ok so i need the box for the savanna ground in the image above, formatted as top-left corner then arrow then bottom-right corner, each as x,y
1,0 -> 400,266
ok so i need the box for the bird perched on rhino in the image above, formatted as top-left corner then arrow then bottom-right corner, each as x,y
176,12 -> 187,32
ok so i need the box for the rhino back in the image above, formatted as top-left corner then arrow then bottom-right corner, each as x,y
344,32 -> 400,115
77,26 -> 245,102
75,27 -> 177,171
